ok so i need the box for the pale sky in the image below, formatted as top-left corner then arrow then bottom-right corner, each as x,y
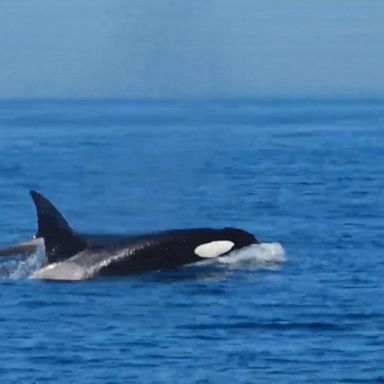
0,0 -> 383,98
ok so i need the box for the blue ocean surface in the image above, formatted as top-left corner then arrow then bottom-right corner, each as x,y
0,99 -> 383,383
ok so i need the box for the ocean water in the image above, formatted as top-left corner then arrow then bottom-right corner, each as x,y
0,99 -> 383,383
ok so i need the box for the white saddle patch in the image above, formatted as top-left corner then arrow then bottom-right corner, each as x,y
30,262 -> 88,281
194,240 -> 235,258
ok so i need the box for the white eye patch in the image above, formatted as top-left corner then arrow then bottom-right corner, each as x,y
194,240 -> 235,258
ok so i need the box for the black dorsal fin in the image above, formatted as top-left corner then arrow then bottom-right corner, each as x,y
30,191 -> 87,263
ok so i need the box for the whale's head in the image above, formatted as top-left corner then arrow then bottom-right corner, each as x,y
192,227 -> 258,259
221,227 -> 258,249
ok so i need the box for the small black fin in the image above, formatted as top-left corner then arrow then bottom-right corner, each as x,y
30,191 -> 87,263
0,238 -> 43,257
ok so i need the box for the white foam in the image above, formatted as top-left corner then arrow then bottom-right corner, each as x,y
8,246 -> 46,280
216,242 -> 286,270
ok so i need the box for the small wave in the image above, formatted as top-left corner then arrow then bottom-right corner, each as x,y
178,320 -> 346,332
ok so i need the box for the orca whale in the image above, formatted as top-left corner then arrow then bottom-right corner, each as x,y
0,191 -> 258,280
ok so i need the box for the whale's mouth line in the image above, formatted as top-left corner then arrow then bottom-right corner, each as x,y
195,242 -> 287,269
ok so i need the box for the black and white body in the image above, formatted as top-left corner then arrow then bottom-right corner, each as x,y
0,191 -> 258,280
